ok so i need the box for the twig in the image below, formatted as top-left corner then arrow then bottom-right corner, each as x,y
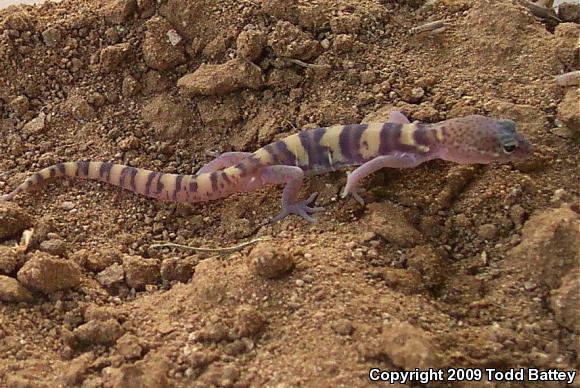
150,236 -> 270,253
409,20 -> 447,35
282,57 -> 328,69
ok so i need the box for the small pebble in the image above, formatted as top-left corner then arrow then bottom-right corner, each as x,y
61,202 -> 75,211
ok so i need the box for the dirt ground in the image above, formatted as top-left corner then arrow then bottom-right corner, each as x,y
0,0 -> 578,387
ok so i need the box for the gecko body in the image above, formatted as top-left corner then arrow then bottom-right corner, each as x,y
0,113 -> 532,222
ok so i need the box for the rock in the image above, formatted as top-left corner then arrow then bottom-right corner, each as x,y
0,275 -> 34,303
158,0 -> 218,41
177,58 -> 262,96
9,95 -> 29,117
103,0 -> 137,24
68,95 -> 96,121
331,319 -> 354,336
97,263 -> 125,289
116,334 -> 143,359
236,29 -> 266,62
17,252 -> 81,294
122,75 -> 140,97
42,26 -> 62,47
247,242 -> 295,279
509,204 -> 527,226
0,203 -> 32,240
99,42 -> 131,73
557,88 -> 579,137
72,319 -> 124,347
401,87 -> 425,104
3,11 -> 33,31
22,112 -> 47,135
550,269 -> 580,333
413,104 -> 439,122
198,365 -> 240,387
202,34 -> 227,60
39,239 -> 67,256
478,223 -> 498,240
360,70 -> 376,85
296,3 -> 330,31
72,248 -> 120,273
550,188 -> 575,207
553,23 -> 579,71
380,321 -> 443,369
122,255 -> 160,290
333,34 -> 354,54
233,305 -> 266,338
142,16 -> 186,71
558,3 -> 580,23
160,257 -> 195,283
267,21 -> 321,61
195,322 -> 229,343
509,206 -> 579,289
0,246 -> 22,275
262,0 -> 298,20
330,15 -> 362,34
366,202 -> 425,248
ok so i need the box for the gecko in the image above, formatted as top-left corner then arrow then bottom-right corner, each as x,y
0,112 -> 532,223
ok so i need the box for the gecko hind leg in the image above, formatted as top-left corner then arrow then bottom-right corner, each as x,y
259,165 -> 324,223
387,111 -> 411,125
341,154 -> 425,205
196,152 -> 253,175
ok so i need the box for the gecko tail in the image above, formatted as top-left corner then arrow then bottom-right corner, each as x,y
0,161 -> 257,204
0,161 -> 196,202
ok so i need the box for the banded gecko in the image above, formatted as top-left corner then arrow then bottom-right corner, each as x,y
0,112 -> 532,222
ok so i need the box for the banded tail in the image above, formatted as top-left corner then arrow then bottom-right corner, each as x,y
0,160 -> 259,203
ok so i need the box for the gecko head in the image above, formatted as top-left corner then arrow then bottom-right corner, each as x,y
437,116 -> 533,164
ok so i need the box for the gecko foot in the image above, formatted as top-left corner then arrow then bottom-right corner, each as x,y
341,171 -> 365,205
271,192 -> 325,223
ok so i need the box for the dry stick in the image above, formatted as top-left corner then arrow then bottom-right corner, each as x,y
282,57 -> 328,69
409,20 -> 447,35
150,236 -> 270,253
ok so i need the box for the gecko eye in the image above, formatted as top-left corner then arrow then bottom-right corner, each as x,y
502,143 -> 517,154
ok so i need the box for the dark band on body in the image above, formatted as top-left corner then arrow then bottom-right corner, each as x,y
99,162 -> 113,181
173,174 -> 183,200
339,124 -> 367,163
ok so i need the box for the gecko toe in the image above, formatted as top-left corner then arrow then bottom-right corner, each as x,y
271,194 -> 323,223
352,191 -> 365,206
341,187 -> 365,205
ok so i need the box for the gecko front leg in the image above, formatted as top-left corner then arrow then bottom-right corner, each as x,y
258,165 -> 324,223
341,153 -> 426,205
